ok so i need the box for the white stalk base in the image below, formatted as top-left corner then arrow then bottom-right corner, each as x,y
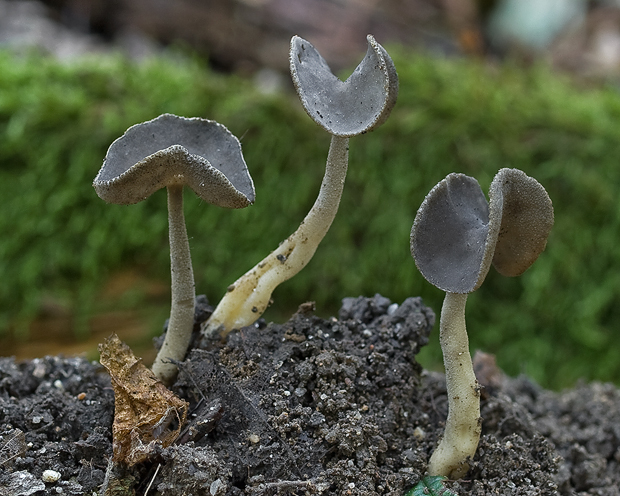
428,292 -> 482,479
202,136 -> 349,337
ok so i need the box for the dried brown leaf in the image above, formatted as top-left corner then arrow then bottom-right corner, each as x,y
0,429 -> 26,467
99,334 -> 188,466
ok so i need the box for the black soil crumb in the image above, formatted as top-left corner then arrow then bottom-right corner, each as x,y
1,294 -> 620,495
0,356 -> 114,495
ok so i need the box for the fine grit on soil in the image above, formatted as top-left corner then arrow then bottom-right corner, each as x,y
1,295 -> 619,495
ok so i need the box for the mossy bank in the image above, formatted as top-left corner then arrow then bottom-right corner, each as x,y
2,48 -> 620,389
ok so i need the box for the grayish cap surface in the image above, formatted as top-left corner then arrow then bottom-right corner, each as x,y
411,173 -> 498,294
289,35 -> 398,137
489,168 -> 554,277
411,168 -> 554,293
93,114 -> 255,207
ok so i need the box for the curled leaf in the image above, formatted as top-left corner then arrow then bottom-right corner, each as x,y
99,334 -> 188,466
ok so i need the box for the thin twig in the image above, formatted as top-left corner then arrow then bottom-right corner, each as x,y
143,463 -> 161,496
181,364 -> 209,404
0,429 -> 26,467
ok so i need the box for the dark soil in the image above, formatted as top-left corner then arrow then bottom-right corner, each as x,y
1,294 -> 619,495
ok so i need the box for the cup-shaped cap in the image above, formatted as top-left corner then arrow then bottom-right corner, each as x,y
411,173 -> 499,294
411,169 -> 554,294
94,114 -> 255,207
290,35 -> 398,137
489,168 -> 554,277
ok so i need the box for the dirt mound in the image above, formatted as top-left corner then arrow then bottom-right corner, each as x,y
1,295 -> 619,495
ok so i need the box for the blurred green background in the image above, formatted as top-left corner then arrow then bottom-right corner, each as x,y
1,43 -> 619,390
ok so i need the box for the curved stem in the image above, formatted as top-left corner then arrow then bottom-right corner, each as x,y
152,185 -> 196,384
428,292 -> 481,479
203,135 -> 349,337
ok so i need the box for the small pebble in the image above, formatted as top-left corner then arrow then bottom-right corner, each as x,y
210,478 -> 223,495
42,469 -> 61,483
248,434 -> 260,444
32,361 -> 46,378
413,427 -> 426,440
77,392 -> 86,401
387,302 -> 399,315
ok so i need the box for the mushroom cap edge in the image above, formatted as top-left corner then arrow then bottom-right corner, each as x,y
411,172 -> 498,294
93,114 -> 255,208
289,35 -> 398,137
489,167 -> 554,277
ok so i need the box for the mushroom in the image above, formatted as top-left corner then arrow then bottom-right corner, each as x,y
202,35 -> 398,337
410,168 -> 553,479
94,113 -> 254,384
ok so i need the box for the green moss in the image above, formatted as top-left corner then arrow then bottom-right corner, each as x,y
405,476 -> 457,496
1,48 -> 620,389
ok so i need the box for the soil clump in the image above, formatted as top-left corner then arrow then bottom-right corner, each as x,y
1,294 -> 619,495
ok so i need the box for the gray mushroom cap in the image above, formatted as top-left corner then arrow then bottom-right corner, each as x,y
289,35 -> 398,137
93,113 -> 255,207
411,173 -> 499,294
411,169 -> 554,294
489,168 -> 554,277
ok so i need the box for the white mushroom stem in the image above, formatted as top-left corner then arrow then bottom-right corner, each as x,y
428,291 -> 482,479
203,136 -> 349,337
152,184 -> 196,384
